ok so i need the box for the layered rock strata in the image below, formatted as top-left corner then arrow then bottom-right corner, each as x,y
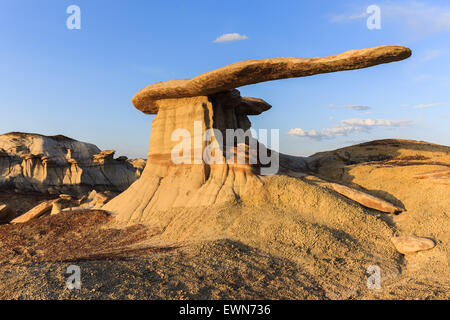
0,132 -> 143,195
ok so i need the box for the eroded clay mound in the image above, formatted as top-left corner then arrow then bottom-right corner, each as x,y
103,173 -> 402,298
307,139 -> 450,298
0,132 -> 144,195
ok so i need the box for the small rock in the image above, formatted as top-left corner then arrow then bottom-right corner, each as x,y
11,200 -> 57,223
391,236 -> 435,254
59,194 -> 73,201
78,195 -> 88,205
329,182 -> 404,214
87,190 -> 97,201
0,204 -> 15,224
51,200 -> 64,215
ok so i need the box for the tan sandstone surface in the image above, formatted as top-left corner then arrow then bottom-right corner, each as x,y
133,45 -> 411,113
306,139 -> 450,298
104,45 -> 412,224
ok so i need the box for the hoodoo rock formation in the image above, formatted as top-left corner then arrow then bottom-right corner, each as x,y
0,132 -> 144,195
104,45 -> 412,225
3,44 -> 450,300
132,45 -> 411,113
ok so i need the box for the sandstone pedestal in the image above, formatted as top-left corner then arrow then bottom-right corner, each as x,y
104,90 -> 271,224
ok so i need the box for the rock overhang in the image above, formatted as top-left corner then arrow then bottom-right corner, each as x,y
104,44 -> 414,223
131,45 -> 411,114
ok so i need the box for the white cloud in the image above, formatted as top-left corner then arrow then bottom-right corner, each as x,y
423,49 -> 444,61
330,1 -> 450,35
288,118 -> 412,140
330,12 -> 367,23
413,102 -> 446,109
288,125 -> 359,139
349,12 -> 369,20
412,74 -> 434,82
213,33 -> 248,43
383,1 -> 450,35
340,118 -> 412,126
343,105 -> 370,111
329,104 -> 371,111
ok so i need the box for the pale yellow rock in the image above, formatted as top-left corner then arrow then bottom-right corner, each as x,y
391,236 -> 435,254
11,200 -> 56,223
328,182 -> 404,214
94,192 -> 113,207
74,190 -> 116,210
77,195 -> 88,205
51,198 -> 81,214
133,45 -> 411,113
50,200 -> 64,215
59,194 -> 73,201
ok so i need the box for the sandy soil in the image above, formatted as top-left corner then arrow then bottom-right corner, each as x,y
310,139 -> 450,299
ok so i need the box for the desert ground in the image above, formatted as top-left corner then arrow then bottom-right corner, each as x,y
1,138 -> 448,300
0,45 -> 448,300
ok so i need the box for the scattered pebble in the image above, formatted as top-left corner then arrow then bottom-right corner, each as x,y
391,235 -> 435,254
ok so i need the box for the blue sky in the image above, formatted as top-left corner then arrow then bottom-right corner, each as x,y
1,0 -> 449,158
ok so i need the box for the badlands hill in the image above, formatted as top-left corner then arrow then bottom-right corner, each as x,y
0,132 -> 146,219
0,132 -> 144,195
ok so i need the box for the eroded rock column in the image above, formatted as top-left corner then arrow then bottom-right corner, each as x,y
103,90 -> 269,224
